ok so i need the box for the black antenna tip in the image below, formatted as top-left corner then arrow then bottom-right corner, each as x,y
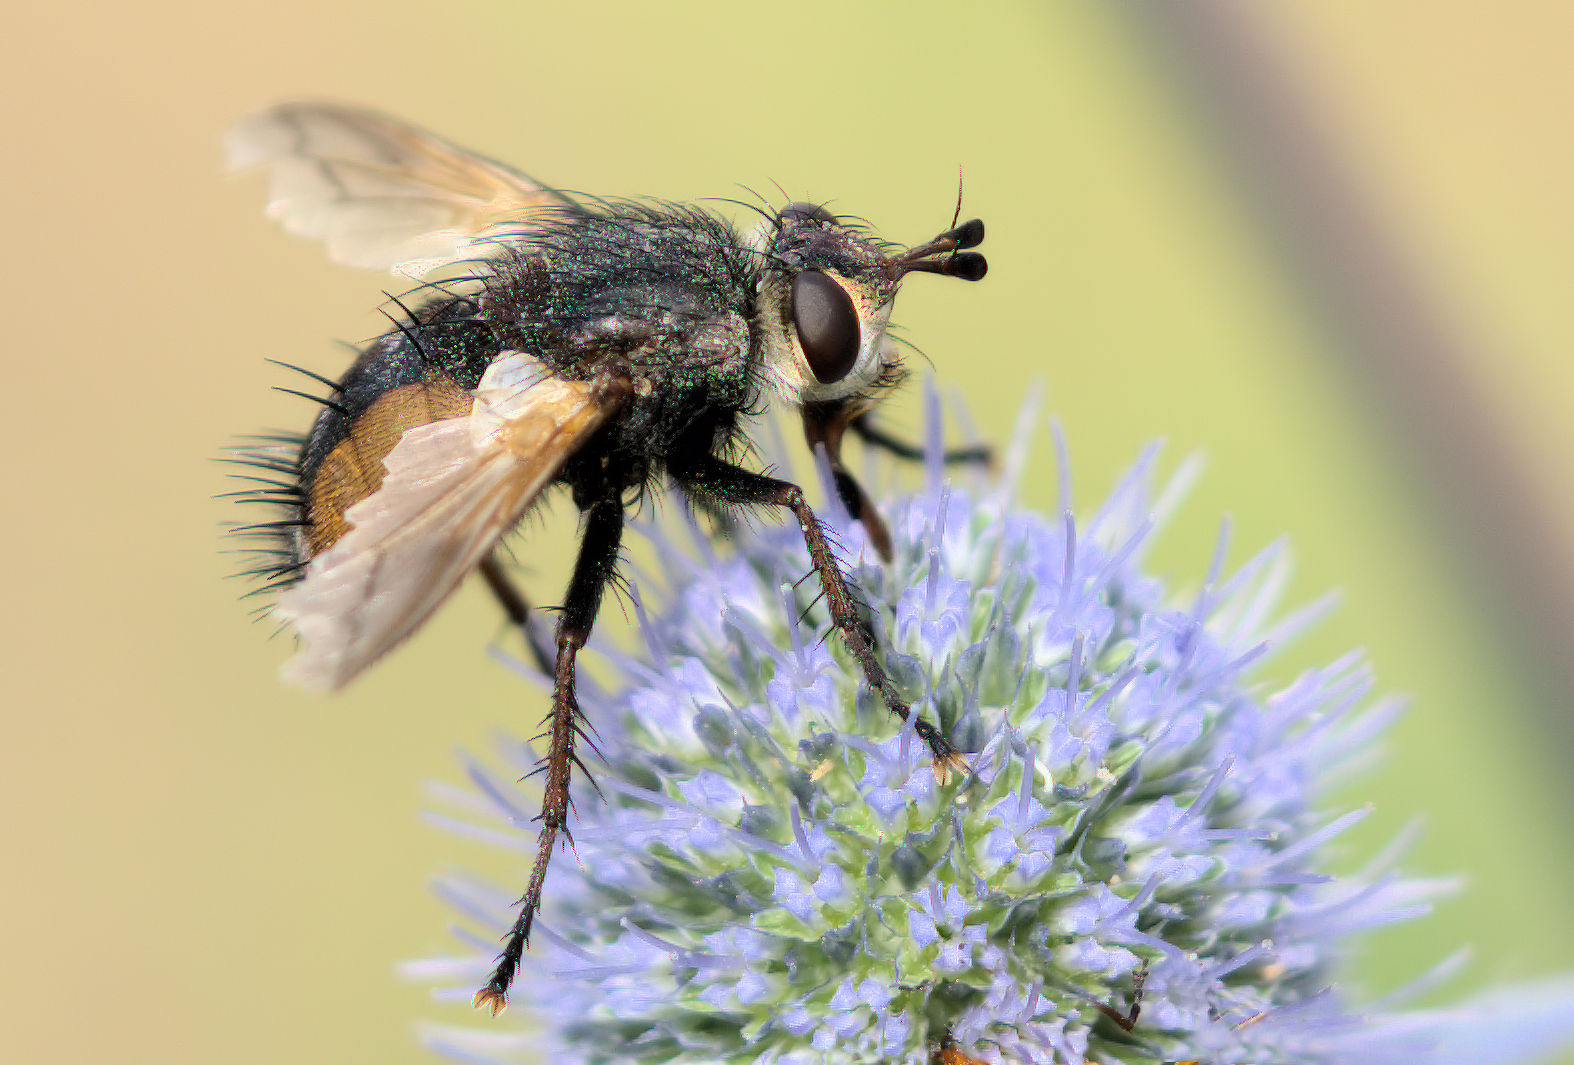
952,218 -> 985,250
950,252 -> 987,281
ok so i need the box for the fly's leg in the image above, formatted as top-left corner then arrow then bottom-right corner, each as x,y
1097,962 -> 1149,1033
848,411 -> 992,466
803,403 -> 991,563
802,402 -> 896,561
473,495 -> 624,1015
479,556 -> 556,676
674,454 -> 963,778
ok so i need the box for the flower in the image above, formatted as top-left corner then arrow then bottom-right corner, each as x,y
409,395 -> 1574,1065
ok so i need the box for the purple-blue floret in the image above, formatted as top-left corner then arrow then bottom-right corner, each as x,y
412,409 -> 1574,1065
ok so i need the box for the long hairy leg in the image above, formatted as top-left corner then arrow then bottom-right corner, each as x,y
673,453 -> 964,778
478,555 -> 556,675
803,403 -> 990,563
473,496 -> 624,1015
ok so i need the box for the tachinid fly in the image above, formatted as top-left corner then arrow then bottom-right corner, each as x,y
224,101 -> 988,1013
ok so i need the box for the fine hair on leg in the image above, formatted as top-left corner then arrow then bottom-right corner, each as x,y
474,495 -> 624,1014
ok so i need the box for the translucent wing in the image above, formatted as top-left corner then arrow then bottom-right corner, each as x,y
274,353 -> 625,691
226,100 -> 574,276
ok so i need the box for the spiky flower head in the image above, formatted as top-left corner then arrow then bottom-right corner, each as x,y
412,400 -> 1574,1065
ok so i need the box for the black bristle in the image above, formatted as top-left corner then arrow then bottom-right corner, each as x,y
222,453 -> 300,475
222,421 -> 311,606
231,520 -> 312,534
216,486 -> 303,500
266,359 -> 345,392
273,387 -> 349,415
224,470 -> 298,486
236,431 -> 308,446
380,292 -> 432,364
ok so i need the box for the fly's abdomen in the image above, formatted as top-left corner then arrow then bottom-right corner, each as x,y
300,370 -> 475,555
227,296 -> 500,599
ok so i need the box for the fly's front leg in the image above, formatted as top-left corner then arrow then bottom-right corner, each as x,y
474,494 -> 624,1016
849,411 -> 992,467
803,401 -> 896,562
674,453 -> 963,777
803,402 -> 992,564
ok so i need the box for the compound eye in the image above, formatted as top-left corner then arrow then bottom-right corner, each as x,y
791,271 -> 861,384
779,201 -> 838,226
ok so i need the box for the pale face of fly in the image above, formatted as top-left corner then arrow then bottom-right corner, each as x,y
751,202 -> 985,408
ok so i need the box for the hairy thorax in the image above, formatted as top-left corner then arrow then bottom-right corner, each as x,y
479,207 -> 763,480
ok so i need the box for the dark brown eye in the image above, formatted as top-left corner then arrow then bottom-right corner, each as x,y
779,201 -> 838,226
792,270 -> 861,384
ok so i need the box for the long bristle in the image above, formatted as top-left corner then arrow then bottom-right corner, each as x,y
222,433 -> 312,612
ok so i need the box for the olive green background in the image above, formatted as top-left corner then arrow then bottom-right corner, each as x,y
5,3 -> 1571,1063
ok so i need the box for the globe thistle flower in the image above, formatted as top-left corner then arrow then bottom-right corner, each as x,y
408,394 -> 1574,1065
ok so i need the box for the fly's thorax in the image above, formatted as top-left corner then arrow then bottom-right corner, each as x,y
556,307 -> 755,403
480,207 -> 758,407
751,205 -> 903,407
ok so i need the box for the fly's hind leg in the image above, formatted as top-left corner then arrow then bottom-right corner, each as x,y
479,555 -> 556,676
473,495 -> 625,1015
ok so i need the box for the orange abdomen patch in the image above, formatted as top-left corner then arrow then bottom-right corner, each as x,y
304,371 -> 473,555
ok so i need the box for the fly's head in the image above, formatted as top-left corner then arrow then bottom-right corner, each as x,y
753,202 -> 987,406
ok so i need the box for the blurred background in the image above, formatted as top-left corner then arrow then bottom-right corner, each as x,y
4,2 -> 1571,1062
